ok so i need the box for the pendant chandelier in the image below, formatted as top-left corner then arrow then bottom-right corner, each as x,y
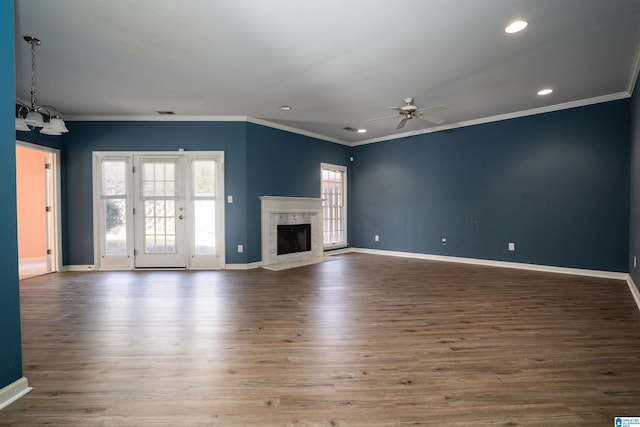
15,36 -> 68,136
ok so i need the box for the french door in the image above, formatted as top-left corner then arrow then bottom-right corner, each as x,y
94,151 -> 225,270
133,156 -> 186,267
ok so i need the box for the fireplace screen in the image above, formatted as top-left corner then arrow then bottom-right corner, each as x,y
277,224 -> 311,255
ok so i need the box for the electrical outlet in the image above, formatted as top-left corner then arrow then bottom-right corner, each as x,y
508,242 -> 515,251
237,244 -> 243,253
441,238 -> 447,245
227,195 -> 233,203
374,235 -> 379,242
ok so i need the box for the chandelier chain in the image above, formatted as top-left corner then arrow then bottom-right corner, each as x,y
30,40 -> 38,110
16,36 -> 68,135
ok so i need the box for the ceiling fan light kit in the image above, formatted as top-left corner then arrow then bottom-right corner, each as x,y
15,36 -> 68,136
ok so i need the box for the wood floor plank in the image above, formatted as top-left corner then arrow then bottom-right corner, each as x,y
2,253 -> 640,426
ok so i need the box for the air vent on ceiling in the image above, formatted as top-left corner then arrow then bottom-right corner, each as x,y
156,111 -> 176,115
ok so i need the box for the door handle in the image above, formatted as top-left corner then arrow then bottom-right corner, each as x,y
178,215 -> 184,220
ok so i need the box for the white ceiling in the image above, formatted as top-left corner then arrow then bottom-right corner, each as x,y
14,0 -> 640,144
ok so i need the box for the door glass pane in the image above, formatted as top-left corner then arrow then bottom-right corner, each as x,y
166,200 -> 175,216
166,236 -> 176,253
155,163 -> 165,181
193,160 -> 216,197
142,160 -> 178,254
144,212 -> 176,254
194,200 -> 216,255
165,181 -> 175,197
102,161 -> 126,196
143,162 -> 177,198
104,199 -> 127,256
145,200 -> 155,216
145,236 -> 155,253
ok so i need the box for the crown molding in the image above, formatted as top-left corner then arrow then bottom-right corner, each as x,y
62,115 -> 350,146
58,90 -> 632,149
628,39 -> 640,96
352,92 -> 631,147
246,117 -> 349,146
63,114 -> 249,122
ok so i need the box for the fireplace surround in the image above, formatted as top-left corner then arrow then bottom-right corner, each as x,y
260,196 -> 323,270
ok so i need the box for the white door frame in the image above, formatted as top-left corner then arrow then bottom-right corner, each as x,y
93,151 -> 225,270
16,140 -> 62,274
133,154 -> 187,268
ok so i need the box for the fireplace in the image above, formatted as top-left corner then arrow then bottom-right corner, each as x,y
260,196 -> 324,270
277,224 -> 311,255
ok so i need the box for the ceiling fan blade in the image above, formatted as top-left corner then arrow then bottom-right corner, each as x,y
388,107 -> 404,112
416,105 -> 447,113
396,118 -> 408,130
416,112 -> 444,125
367,114 -> 401,122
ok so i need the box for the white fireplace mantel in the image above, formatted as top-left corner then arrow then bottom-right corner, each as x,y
260,196 -> 324,270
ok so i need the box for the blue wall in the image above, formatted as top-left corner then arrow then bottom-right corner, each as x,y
351,100 -> 630,272
246,123 -> 351,262
21,100 -> 632,272
42,121 -> 349,266
630,84 -> 640,289
58,121 -> 248,264
0,0 -> 23,389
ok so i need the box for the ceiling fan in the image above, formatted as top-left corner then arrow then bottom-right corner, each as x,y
368,97 -> 445,130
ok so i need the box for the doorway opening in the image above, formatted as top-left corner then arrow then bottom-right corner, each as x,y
16,142 -> 61,279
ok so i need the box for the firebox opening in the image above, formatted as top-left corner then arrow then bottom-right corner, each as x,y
277,224 -> 311,255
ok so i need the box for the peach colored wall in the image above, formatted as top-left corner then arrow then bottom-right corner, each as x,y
16,146 -> 47,259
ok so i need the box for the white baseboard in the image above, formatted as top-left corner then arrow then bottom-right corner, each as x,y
72,263 -> 267,271
0,377 -> 32,410
57,250 -> 639,311
225,262 -> 262,270
19,256 -> 47,263
324,247 -> 353,256
626,275 -> 640,311
351,248 -> 638,311
62,265 -> 95,272
351,248 -> 629,280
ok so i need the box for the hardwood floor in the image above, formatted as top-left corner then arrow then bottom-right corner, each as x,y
3,253 -> 640,426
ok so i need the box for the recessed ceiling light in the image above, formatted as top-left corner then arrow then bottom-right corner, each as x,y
537,88 -> 553,96
279,105 -> 292,111
505,20 -> 528,34
357,129 -> 367,133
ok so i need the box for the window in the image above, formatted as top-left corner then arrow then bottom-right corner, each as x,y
321,163 -> 347,248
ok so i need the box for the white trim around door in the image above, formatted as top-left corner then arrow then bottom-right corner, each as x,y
92,151 -> 225,270
16,140 -> 62,277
